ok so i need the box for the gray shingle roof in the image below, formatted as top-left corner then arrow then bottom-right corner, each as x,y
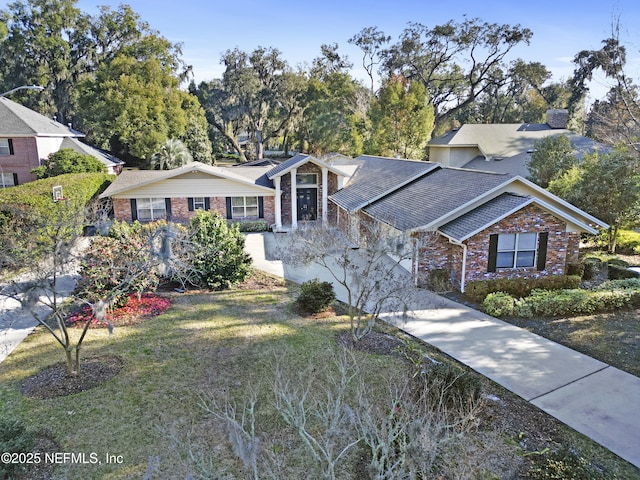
362,167 -> 513,231
265,153 -> 312,178
330,155 -> 439,212
60,137 -> 124,169
438,193 -> 532,241
0,97 -> 81,137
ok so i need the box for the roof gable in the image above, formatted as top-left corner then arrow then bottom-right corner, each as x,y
100,162 -> 274,198
0,97 -> 82,137
266,153 -> 348,179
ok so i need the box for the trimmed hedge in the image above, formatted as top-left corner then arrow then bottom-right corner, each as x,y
465,275 -> 581,302
484,287 -> 640,318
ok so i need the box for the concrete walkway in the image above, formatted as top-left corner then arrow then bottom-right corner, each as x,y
245,232 -> 640,469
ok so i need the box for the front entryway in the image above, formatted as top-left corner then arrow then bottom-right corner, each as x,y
297,188 -> 317,221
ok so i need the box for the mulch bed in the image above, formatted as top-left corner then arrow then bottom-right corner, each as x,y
336,329 -> 407,358
20,355 -> 124,399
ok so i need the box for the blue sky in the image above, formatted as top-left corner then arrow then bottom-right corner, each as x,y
8,0 -> 640,101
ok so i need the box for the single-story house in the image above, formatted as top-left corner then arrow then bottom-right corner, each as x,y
100,153 -> 608,292
0,97 -> 124,187
99,154 -> 349,229
427,109 -> 608,178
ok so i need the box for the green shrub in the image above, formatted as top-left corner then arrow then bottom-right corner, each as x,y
596,278 -> 640,290
598,229 -> 640,255
607,264 -> 639,280
465,275 -> 581,302
483,292 -> 517,317
31,148 -> 107,178
582,256 -> 604,280
0,417 -> 36,478
0,173 -> 113,269
296,278 -> 336,313
231,220 -> 268,232
187,210 -> 252,290
566,262 -> 584,278
427,268 -> 451,292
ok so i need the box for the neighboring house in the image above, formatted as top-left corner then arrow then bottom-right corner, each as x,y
0,97 -> 124,187
427,109 -> 607,177
100,153 -> 608,292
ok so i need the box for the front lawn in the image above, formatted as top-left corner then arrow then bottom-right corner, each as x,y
1,272 -> 637,479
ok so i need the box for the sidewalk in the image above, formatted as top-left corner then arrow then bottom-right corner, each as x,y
245,232 -> 640,469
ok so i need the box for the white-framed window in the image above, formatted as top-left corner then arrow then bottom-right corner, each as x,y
231,196 -> 258,218
137,198 -> 166,221
193,197 -> 206,210
0,173 -> 15,188
296,173 -> 317,185
0,139 -> 12,156
496,233 -> 537,268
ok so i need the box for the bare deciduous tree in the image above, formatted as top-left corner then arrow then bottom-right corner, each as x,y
275,218 -> 425,340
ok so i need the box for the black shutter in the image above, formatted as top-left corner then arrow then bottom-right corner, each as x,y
12,173 -> 18,186
8,139 -> 13,155
130,199 -> 138,221
188,198 -> 194,211
225,197 -> 232,219
258,196 -> 264,218
487,234 -> 498,273
165,198 -> 172,220
537,232 -> 549,271
204,197 -> 210,211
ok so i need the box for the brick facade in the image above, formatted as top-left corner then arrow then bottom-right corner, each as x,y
278,163 -> 340,225
415,204 -> 581,290
0,137 -> 40,186
112,195 -> 276,226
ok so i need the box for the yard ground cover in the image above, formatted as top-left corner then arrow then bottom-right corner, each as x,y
0,272 -> 638,479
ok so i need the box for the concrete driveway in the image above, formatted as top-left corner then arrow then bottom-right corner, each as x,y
245,232 -> 640,469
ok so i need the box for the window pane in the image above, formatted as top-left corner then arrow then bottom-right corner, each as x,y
151,198 -> 165,209
232,206 -> 245,218
518,233 -> 537,250
138,198 -> 151,208
245,207 -> 258,217
496,251 -> 514,268
152,208 -> 166,219
0,173 -> 14,188
296,173 -> 317,185
0,139 -> 9,155
232,197 -> 245,207
245,196 -> 258,207
194,197 -> 205,209
497,234 -> 515,251
138,209 -> 152,221
516,251 -> 536,267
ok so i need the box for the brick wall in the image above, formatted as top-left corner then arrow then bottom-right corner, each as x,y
415,204 -> 579,290
0,137 -> 40,185
112,195 -> 275,225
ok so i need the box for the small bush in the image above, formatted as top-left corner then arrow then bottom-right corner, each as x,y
0,417 -> 36,478
427,268 -> 451,292
607,264 -> 639,280
420,363 -> 482,407
296,278 -> 335,314
483,292 -> 516,317
465,275 -> 581,302
582,256 -> 604,280
231,220 -> 268,232
596,278 -> 640,290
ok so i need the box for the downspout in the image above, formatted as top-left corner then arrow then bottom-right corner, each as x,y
460,242 -> 468,294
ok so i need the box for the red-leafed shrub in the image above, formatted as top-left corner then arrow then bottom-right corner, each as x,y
67,293 -> 172,328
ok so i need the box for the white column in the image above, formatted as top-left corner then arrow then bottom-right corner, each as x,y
290,168 -> 297,229
274,176 -> 282,230
321,167 -> 328,223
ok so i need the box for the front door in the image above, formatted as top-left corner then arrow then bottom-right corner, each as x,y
297,188 -> 317,221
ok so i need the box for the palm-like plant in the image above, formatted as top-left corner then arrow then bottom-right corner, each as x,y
149,139 -> 194,170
